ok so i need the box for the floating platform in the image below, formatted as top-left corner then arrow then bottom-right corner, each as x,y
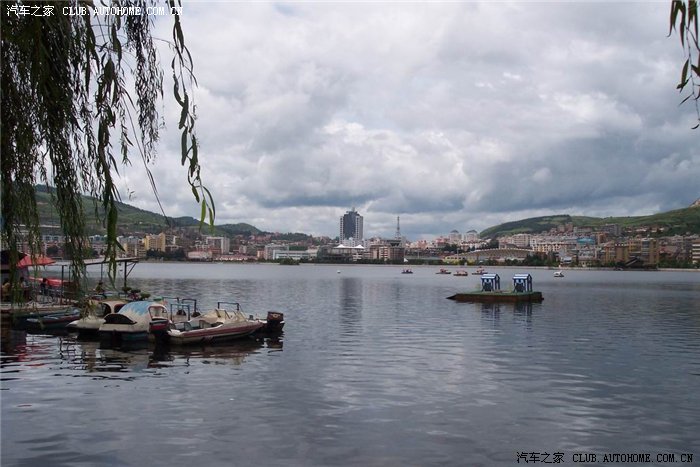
447,291 -> 544,303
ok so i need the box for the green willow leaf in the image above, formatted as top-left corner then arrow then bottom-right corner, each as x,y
1,0 -> 214,290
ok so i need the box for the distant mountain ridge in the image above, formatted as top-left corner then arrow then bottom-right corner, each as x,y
35,185 -> 261,237
35,186 -> 699,240
480,202 -> 700,238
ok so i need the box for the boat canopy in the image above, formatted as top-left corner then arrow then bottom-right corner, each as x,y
118,301 -> 167,319
480,273 -> 500,292
512,273 -> 533,292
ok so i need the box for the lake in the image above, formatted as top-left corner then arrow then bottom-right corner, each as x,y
1,264 -> 699,466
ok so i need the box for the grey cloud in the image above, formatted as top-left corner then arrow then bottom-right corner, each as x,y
125,2 -> 698,240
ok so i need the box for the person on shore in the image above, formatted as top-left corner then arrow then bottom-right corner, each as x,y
94,280 -> 105,296
18,276 -> 30,301
1,279 -> 10,301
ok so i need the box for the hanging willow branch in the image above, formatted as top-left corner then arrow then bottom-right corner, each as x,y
670,0 -> 700,129
0,0 -> 214,291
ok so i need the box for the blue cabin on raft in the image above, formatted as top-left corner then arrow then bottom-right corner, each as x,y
480,273 -> 500,292
512,273 -> 533,293
449,272 -> 543,302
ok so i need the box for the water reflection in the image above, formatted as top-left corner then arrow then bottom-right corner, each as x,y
339,277 -> 362,335
1,330 -> 282,380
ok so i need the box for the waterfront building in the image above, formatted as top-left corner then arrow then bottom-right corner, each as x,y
445,248 -> 532,264
628,238 -> 659,266
264,243 -> 289,260
187,250 -> 212,261
448,230 -> 461,244
205,236 -> 230,256
601,242 -> 630,264
463,230 -> 479,242
692,241 -> 700,264
369,239 -> 405,262
144,233 -> 167,252
318,244 -> 365,262
273,250 -> 315,261
530,236 -> 578,256
340,208 -> 364,244
500,233 -> 531,249
601,223 -> 622,237
119,236 -> 145,258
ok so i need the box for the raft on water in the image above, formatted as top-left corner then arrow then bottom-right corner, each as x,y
447,273 -> 544,303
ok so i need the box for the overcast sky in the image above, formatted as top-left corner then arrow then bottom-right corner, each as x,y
118,2 -> 699,240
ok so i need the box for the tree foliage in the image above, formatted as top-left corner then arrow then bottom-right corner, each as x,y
670,0 -> 700,128
1,0 -> 214,289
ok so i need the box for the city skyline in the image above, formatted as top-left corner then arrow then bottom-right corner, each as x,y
113,2 -> 698,240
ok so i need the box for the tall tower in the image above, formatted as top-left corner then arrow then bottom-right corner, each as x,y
339,207 -> 363,244
395,216 -> 401,240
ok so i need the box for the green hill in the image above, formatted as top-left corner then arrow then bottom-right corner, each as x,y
480,205 -> 700,238
35,185 -> 261,237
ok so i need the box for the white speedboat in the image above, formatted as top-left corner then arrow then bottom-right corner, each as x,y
553,271 -> 565,278
166,307 -> 263,345
67,299 -> 128,339
98,301 -> 171,346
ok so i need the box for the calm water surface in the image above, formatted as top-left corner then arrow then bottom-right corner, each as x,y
1,264 -> 699,466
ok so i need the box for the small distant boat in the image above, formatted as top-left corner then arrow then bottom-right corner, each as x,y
453,270 -> 468,276
436,268 -> 452,275
401,269 -> 413,274
473,268 -> 486,275
553,271 -> 565,278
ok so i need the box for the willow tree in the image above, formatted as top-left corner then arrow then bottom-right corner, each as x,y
671,0 -> 700,128
1,0 -> 214,290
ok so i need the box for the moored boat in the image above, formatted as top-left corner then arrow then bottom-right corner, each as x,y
401,269 -> 413,274
553,271 -> 564,277
98,301 -> 171,346
436,268 -> 452,275
453,270 -> 468,276
66,299 -> 128,339
2,301 -> 77,329
24,307 -> 81,333
166,306 -> 263,345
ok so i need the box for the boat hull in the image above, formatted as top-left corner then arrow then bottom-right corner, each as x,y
25,309 -> 80,332
167,322 -> 262,345
447,291 -> 544,303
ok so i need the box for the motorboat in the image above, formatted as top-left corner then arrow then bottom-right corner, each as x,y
2,300 -> 77,329
98,301 -> 171,346
66,299 -> 128,339
453,270 -> 469,276
401,269 -> 413,274
473,268 -> 486,275
553,271 -> 565,278
436,268 -> 452,275
166,305 -> 263,345
24,307 -> 81,333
